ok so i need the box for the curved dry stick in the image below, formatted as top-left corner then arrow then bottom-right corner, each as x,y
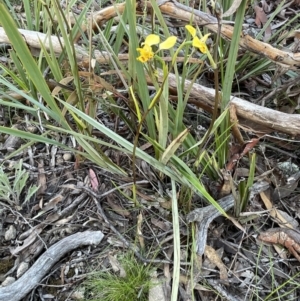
0,231 -> 104,301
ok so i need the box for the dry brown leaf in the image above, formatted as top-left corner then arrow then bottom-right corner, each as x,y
260,190 -> 294,228
16,262 -> 29,278
202,247 -> 223,276
229,103 -> 245,145
254,5 -> 267,28
106,195 -> 130,217
1,277 -> 16,287
222,0 -> 243,17
159,199 -> 172,210
225,138 -> 259,172
2,125 -> 23,151
51,77 -> 74,96
11,227 -> 43,255
204,245 -> 228,281
151,217 -> 171,232
276,209 -> 299,229
219,169 -> 232,197
261,0 -> 274,13
254,4 -> 271,41
34,194 -> 64,219
110,256 -> 121,274
89,168 -> 99,191
273,244 -> 288,260
164,246 -> 173,281
55,214 -> 75,226
4,225 -> 17,241
226,214 -> 246,233
240,138 -> 260,157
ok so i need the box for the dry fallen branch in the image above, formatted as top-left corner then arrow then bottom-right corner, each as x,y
80,0 -> 300,69
2,0 -> 298,69
187,181 -> 269,255
0,231 -> 104,301
1,26 -> 300,137
144,0 -> 300,69
162,72 -> 300,136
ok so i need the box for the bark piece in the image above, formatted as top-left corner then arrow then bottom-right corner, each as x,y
259,228 -> 300,261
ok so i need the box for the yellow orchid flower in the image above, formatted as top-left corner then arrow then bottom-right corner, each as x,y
185,25 -> 216,68
185,25 -> 211,54
192,34 -> 211,54
137,44 -> 154,63
137,34 -> 160,63
137,34 -> 177,63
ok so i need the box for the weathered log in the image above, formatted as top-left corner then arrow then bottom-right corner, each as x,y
164,72 -> 300,136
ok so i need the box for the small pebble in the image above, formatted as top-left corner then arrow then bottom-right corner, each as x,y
4,225 -> 17,241
63,153 -> 72,161
17,262 -> 29,278
1,276 -> 15,287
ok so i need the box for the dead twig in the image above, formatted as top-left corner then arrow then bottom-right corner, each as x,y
187,181 -> 269,255
0,231 -> 104,301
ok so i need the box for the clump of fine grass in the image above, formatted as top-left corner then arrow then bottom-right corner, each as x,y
83,254 -> 153,301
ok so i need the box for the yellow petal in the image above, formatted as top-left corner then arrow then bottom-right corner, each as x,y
185,25 -> 197,37
193,36 -> 208,54
158,36 -> 177,50
200,33 -> 211,43
144,34 -> 160,46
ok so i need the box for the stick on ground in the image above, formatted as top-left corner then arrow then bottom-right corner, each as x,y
0,231 -> 104,301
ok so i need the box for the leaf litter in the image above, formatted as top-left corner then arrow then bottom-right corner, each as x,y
1,0 -> 300,300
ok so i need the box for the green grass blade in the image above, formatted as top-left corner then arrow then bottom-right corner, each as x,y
0,3 -> 68,128
171,179 -> 180,301
222,0 -> 247,107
